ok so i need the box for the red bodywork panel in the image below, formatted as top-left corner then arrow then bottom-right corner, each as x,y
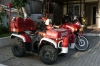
74,20 -> 81,28
24,18 -> 36,31
42,17 -> 47,21
46,28 -> 70,39
20,34 -> 31,42
60,21 -> 81,32
62,37 -> 69,47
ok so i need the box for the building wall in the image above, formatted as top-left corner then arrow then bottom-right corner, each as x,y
85,0 -> 98,2
85,5 -> 92,25
85,2 -> 97,25
62,0 -> 98,26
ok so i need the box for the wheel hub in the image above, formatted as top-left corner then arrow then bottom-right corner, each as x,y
79,39 -> 85,46
44,52 -> 51,59
14,46 -> 20,53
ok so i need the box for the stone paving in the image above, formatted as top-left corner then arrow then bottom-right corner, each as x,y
0,36 -> 100,66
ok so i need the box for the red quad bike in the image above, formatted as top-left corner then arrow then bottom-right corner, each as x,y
10,16 -> 76,65
60,16 -> 89,51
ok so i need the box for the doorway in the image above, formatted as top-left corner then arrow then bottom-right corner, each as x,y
93,6 -> 96,24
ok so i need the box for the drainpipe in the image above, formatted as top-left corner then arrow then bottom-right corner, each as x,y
96,0 -> 100,28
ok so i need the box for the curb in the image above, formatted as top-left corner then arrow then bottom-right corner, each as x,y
84,33 -> 100,36
0,64 -> 7,66
0,36 -> 15,47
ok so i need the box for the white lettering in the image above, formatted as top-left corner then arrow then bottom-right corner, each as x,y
47,32 -> 56,37
61,32 -> 68,37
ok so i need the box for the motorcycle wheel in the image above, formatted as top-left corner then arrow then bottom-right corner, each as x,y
75,36 -> 89,51
39,45 -> 57,65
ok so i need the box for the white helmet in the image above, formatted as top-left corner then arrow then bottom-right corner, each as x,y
45,19 -> 52,25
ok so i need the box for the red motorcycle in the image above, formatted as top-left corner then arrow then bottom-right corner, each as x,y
39,16 -> 89,51
60,16 -> 89,51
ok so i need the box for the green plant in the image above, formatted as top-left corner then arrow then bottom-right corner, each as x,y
0,33 -> 10,38
0,26 -> 9,35
11,0 -> 27,8
0,6 -> 8,27
11,0 -> 27,16
0,6 -> 9,37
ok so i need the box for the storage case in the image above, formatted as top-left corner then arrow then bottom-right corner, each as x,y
10,17 -> 36,33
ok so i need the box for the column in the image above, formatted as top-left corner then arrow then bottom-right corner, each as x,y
96,0 -> 100,28
63,5 -> 67,15
80,0 -> 82,17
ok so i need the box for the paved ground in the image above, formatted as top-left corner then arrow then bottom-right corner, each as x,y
0,36 -> 100,66
1,27 -> 100,66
